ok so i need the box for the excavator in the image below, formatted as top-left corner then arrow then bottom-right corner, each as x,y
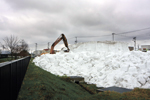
50,34 -> 70,54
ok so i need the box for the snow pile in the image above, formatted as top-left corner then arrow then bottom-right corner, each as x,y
33,41 -> 150,89
69,41 -> 129,52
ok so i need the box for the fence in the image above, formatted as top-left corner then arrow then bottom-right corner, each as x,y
0,56 -> 31,100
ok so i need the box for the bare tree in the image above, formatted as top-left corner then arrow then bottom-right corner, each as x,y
13,40 -> 29,53
3,35 -> 20,59
0,42 -> 3,55
3,35 -> 29,59
14,40 -> 29,58
20,39 -> 29,51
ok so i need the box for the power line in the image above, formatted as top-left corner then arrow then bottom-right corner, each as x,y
68,37 -> 75,40
67,35 -> 111,43
68,35 -> 111,43
115,34 -> 132,38
112,26 -> 150,41
68,35 -> 111,39
38,43 -> 47,45
116,27 -> 150,35
77,34 -> 111,38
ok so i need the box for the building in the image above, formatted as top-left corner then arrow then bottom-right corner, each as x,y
141,45 -> 150,51
0,50 -> 11,58
33,50 -> 43,56
42,49 -> 50,54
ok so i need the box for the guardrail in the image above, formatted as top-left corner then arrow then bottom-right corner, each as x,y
0,56 -> 31,100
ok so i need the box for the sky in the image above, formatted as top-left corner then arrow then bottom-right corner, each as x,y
0,0 -> 150,52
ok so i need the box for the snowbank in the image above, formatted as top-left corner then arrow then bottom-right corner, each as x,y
69,41 -> 129,52
33,41 -> 150,89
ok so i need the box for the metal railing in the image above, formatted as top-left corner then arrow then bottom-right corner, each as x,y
0,56 -> 31,100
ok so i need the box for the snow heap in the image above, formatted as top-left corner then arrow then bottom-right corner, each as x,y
69,41 -> 129,52
33,41 -> 150,89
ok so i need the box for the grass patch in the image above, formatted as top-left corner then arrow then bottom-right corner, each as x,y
78,83 -> 97,94
17,59 -> 91,100
18,58 -> 150,100
0,57 -> 19,63
80,88 -> 150,100
0,57 -> 13,63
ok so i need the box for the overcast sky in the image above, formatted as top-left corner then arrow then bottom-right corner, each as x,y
0,0 -> 150,52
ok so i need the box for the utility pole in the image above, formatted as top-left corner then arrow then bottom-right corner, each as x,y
35,43 -> 37,56
112,33 -> 115,41
75,37 -> 77,44
48,42 -> 50,49
133,37 -> 136,51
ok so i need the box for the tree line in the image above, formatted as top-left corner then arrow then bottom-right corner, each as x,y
0,35 -> 29,59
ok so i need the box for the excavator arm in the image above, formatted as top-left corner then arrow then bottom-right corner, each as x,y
50,34 -> 70,54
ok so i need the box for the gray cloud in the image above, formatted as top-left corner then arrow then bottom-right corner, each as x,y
1,0 -> 150,51
4,0 -> 67,13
